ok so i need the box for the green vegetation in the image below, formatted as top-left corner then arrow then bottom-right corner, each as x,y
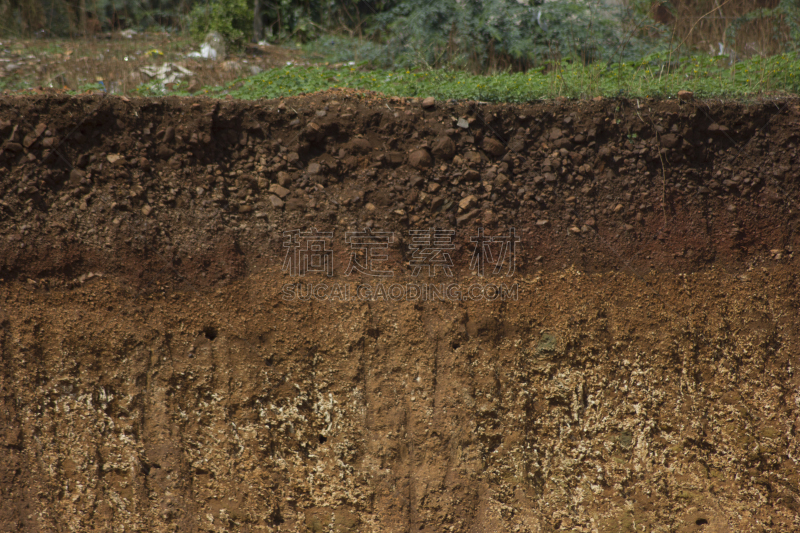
4,0 -> 800,102
188,0 -> 252,49
146,52 -> 800,102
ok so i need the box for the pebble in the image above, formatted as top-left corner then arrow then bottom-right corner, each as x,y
431,136 -> 456,160
408,149 -> 433,169
458,195 -> 477,211
422,97 -> 435,109
456,209 -> 480,225
269,184 -> 291,198
481,137 -> 506,157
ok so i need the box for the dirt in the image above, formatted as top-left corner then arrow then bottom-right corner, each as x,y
0,35 -> 303,94
1,91 -> 800,532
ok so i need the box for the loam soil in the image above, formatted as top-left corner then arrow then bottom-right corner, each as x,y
1,91 -> 800,532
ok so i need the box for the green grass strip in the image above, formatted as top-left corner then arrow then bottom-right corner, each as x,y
139,51 -> 800,101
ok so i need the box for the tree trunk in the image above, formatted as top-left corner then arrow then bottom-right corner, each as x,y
79,0 -> 87,37
253,0 -> 262,43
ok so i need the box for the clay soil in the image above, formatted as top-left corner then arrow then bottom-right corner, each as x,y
1,92 -> 800,532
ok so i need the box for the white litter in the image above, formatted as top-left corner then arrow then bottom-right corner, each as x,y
140,63 -> 194,85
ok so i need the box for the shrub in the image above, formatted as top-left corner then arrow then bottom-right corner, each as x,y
188,0 -> 252,50
358,0 -> 668,72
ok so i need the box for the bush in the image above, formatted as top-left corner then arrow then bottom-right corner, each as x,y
189,0 -> 252,50
354,0 -> 669,72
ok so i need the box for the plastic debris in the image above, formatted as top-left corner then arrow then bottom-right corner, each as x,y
140,63 -> 194,85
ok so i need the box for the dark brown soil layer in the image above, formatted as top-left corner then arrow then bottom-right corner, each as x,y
1,93 -> 799,532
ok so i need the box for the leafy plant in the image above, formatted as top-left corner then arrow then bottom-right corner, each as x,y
188,0 -> 252,50
363,0 -> 669,72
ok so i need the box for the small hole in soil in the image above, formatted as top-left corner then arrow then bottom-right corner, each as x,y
203,326 -> 218,341
695,518 -> 709,526
451,341 -> 461,350
318,435 -> 327,444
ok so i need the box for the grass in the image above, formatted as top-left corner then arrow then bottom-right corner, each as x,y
150,51 -> 800,102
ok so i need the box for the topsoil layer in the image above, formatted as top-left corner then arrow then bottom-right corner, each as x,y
0,92 -> 799,532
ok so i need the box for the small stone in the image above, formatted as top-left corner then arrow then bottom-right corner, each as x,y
456,209 -> 480,225
308,162 -> 322,175
365,203 -> 376,211
569,226 -> 581,234
163,126 -> 175,143
410,175 -> 425,188
430,196 -> 444,210
536,219 -> 550,226
614,203 -> 624,213
277,171 -> 291,187
428,182 -> 441,194
286,152 -> 300,164
69,169 -> 85,185
585,217 -> 596,227
269,195 -> 284,208
142,204 -> 152,216
463,151 -> 482,165
660,134 -> 680,149
305,122 -> 323,140
385,152 -> 405,166
422,96 -> 435,109
409,149 -> 433,169
349,138 -> 372,154
678,90 -> 693,101
549,128 -> 563,141
456,118 -> 470,129
463,170 -> 480,182
107,154 -> 122,164
431,136 -> 456,159
269,184 -> 291,198
239,204 -> 253,213
458,195 -> 478,211
481,137 -> 506,157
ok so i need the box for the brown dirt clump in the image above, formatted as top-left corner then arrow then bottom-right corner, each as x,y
1,92 -> 800,532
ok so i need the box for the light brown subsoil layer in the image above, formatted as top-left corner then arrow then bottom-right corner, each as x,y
1,93 -> 800,532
